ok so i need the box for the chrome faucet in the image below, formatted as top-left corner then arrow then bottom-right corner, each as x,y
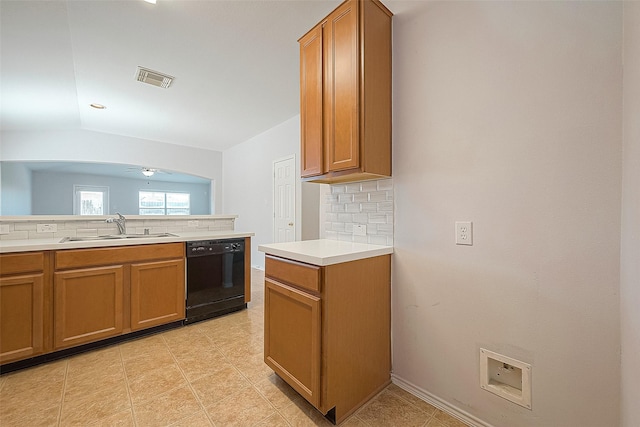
106,213 -> 126,235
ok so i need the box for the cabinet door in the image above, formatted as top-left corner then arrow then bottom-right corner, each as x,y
54,266 -> 124,349
324,0 -> 359,173
264,278 -> 321,408
300,24 -> 324,177
0,274 -> 44,363
130,259 -> 185,331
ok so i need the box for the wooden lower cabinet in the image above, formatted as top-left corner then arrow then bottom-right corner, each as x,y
54,266 -> 124,349
130,259 -> 185,331
1,242 -> 188,366
264,254 -> 391,424
0,251 -> 50,364
265,278 -> 321,407
0,274 -> 45,363
53,243 -> 185,348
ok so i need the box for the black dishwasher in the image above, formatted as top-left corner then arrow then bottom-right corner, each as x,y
185,239 -> 246,324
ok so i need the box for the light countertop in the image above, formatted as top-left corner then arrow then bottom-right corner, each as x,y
258,239 -> 393,266
0,231 -> 254,253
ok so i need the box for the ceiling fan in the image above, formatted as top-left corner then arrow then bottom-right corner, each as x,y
126,167 -> 172,178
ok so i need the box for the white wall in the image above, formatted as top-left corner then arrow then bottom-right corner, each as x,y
0,129 -> 223,213
621,2 -> 640,425
0,162 -> 32,215
390,2 -> 622,426
223,116 -> 311,269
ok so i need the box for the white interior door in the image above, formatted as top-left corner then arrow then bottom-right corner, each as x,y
273,156 -> 296,243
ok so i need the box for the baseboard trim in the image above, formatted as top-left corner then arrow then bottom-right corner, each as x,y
391,374 -> 495,427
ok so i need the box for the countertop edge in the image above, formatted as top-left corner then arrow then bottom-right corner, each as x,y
258,241 -> 393,266
0,231 -> 255,253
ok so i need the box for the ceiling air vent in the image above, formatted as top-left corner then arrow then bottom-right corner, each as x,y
136,66 -> 174,88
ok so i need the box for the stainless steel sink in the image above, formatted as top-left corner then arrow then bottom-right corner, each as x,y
59,233 -> 177,242
120,233 -> 177,239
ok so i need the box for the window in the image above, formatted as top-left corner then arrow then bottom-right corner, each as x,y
139,191 -> 190,215
73,185 -> 109,215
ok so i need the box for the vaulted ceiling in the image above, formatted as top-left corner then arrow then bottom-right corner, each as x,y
0,0 -> 342,152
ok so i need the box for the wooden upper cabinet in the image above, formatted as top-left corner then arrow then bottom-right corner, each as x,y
299,0 -> 392,183
324,0 -> 359,174
300,25 -> 324,177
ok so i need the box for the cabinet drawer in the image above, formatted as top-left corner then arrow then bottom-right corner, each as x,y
0,252 -> 45,276
55,243 -> 184,270
265,255 -> 321,293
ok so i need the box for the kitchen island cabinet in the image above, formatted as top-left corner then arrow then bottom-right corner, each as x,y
264,253 -> 391,424
300,0 -> 392,184
0,252 -> 50,364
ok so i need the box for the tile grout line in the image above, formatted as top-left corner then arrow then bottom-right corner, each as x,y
161,333 -> 216,427
55,360 -> 70,427
118,344 -> 139,427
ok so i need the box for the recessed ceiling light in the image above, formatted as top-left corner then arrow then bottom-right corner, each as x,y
90,103 -> 106,109
143,0 -> 157,4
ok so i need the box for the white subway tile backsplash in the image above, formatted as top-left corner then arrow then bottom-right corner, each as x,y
326,194 -> 339,203
353,214 -> 369,224
361,203 -> 377,213
360,181 -> 378,192
338,232 -> 353,241
15,223 -> 37,231
368,235 -> 388,245
1,231 -> 28,240
345,183 -> 361,193
353,193 -> 369,203
353,235 -> 369,244
1,217 -> 236,242
326,213 -> 339,222
377,224 -> 394,235
368,213 -> 387,224
338,193 -> 354,203
368,191 -> 388,202
322,179 -> 393,245
345,203 -> 360,213
366,224 -> 378,234
377,179 -> 393,191
337,213 -> 351,222
332,222 -> 346,232
378,202 -> 393,212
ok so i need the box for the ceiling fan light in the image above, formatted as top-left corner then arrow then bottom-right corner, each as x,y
142,168 -> 155,177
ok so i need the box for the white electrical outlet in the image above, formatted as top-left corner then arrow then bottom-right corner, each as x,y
353,224 -> 367,236
455,221 -> 473,245
37,223 -> 58,233
187,220 -> 199,227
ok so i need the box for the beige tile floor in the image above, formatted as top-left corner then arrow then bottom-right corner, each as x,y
0,269 -> 469,427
